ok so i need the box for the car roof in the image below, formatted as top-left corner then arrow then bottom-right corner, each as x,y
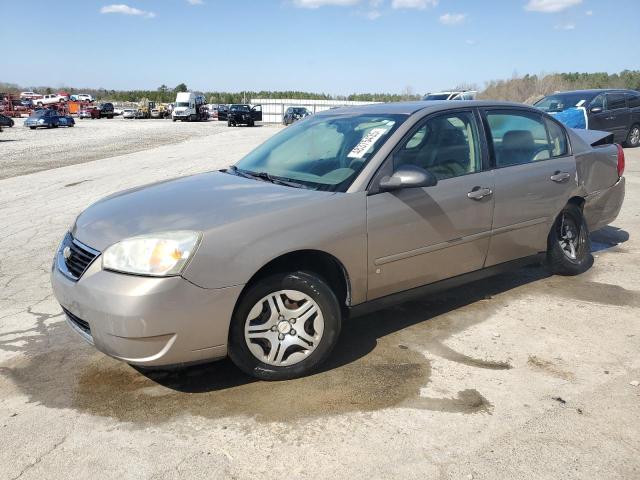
547,89 -> 636,96
316,100 -> 533,117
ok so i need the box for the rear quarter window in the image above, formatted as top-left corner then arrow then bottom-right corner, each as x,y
544,118 -> 569,157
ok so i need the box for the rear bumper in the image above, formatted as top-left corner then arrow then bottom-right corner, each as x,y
51,253 -> 244,367
584,176 -> 625,232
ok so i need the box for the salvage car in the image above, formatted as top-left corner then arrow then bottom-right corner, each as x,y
24,109 -> 75,129
122,109 -> 137,119
0,114 -> 15,128
227,104 -> 262,127
535,89 -> 640,147
52,101 -> 625,380
283,107 -> 311,126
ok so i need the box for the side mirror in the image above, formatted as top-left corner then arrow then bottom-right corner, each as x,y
379,165 -> 438,192
590,106 -> 603,114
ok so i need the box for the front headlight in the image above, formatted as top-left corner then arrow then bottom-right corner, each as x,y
38,119 -> 45,124
102,231 -> 201,277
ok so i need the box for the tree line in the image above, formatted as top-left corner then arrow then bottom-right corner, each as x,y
2,70 -> 639,105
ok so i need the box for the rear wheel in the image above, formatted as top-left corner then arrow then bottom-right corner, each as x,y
228,271 -> 341,380
547,204 -> 593,275
625,124 -> 640,148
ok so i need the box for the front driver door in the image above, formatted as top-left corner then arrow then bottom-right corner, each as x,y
366,110 -> 494,300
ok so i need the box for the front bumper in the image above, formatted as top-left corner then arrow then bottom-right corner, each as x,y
51,243 -> 244,367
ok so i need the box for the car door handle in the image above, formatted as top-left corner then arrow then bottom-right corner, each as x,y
550,171 -> 571,183
467,187 -> 493,200
605,116 -> 616,120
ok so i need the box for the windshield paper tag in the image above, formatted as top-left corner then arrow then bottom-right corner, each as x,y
348,128 -> 389,159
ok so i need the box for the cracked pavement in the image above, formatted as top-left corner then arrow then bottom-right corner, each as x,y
0,122 -> 639,479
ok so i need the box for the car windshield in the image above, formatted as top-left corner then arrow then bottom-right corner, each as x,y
176,102 -> 189,107
234,113 -> 405,192
535,93 -> 597,113
231,105 -> 250,112
292,108 -> 307,114
423,94 -> 451,100
29,110 -> 47,117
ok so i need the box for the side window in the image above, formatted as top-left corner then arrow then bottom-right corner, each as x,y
544,118 -> 568,158
590,94 -> 606,110
627,94 -> 640,109
607,93 -> 626,110
394,111 -> 482,180
486,110 -> 551,167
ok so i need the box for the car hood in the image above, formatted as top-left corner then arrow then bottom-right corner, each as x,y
72,171 -> 333,251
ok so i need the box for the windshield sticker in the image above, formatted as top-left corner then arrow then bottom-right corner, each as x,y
347,128 -> 389,159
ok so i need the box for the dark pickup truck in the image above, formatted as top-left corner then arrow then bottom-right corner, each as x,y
227,104 -> 262,127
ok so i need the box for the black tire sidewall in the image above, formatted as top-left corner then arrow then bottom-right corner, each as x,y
228,271 -> 342,380
547,204 -> 593,275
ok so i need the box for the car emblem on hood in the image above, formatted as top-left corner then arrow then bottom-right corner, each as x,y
63,246 -> 72,260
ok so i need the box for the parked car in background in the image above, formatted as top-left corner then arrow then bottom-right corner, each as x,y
423,90 -> 477,101
122,109 -> 137,119
206,104 -> 218,119
73,94 -> 94,102
96,102 -> 115,119
227,104 -> 262,127
20,91 -> 42,100
283,107 -> 311,126
113,107 -> 124,116
52,101 -> 625,380
535,89 -> 640,147
34,93 -> 67,106
24,109 -> 75,129
0,114 -> 15,128
78,107 -> 95,119
217,104 -> 229,121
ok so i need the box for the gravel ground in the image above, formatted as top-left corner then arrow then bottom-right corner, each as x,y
0,128 -> 639,479
0,117 -> 261,180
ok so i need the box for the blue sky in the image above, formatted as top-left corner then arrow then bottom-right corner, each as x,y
2,0 -> 637,94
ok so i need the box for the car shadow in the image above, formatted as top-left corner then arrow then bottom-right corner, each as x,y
590,225 -> 630,252
137,262 -> 551,394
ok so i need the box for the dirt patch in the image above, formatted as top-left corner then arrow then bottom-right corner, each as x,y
527,355 -> 575,381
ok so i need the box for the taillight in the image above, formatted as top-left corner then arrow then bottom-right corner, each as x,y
616,144 -> 625,178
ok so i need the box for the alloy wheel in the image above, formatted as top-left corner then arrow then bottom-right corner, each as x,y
557,213 -> 586,261
244,289 -> 324,367
630,126 -> 640,146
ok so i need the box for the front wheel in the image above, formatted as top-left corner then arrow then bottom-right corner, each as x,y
547,204 -> 593,275
625,124 -> 640,148
228,271 -> 342,380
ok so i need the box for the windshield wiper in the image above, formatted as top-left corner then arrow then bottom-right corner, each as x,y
226,166 -> 310,189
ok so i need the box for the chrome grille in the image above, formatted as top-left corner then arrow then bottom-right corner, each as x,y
57,233 -> 100,281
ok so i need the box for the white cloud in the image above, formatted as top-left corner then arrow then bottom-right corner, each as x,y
391,0 -> 438,10
186,0 -> 204,4
292,0 -> 360,8
585,10 -> 593,15
555,22 -> 576,30
439,13 -> 466,25
525,0 -> 582,13
100,4 -> 155,18
466,39 -> 477,45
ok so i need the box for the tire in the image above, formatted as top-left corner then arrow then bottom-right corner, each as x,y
625,124 -> 640,148
30,127 -> 36,130
228,121 -> 232,127
173,118 -> 177,122
249,120 -> 255,127
228,271 -> 342,380
547,204 -> 593,276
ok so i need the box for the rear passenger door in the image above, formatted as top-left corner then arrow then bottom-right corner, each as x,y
482,109 -> 576,267
605,93 -> 630,142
